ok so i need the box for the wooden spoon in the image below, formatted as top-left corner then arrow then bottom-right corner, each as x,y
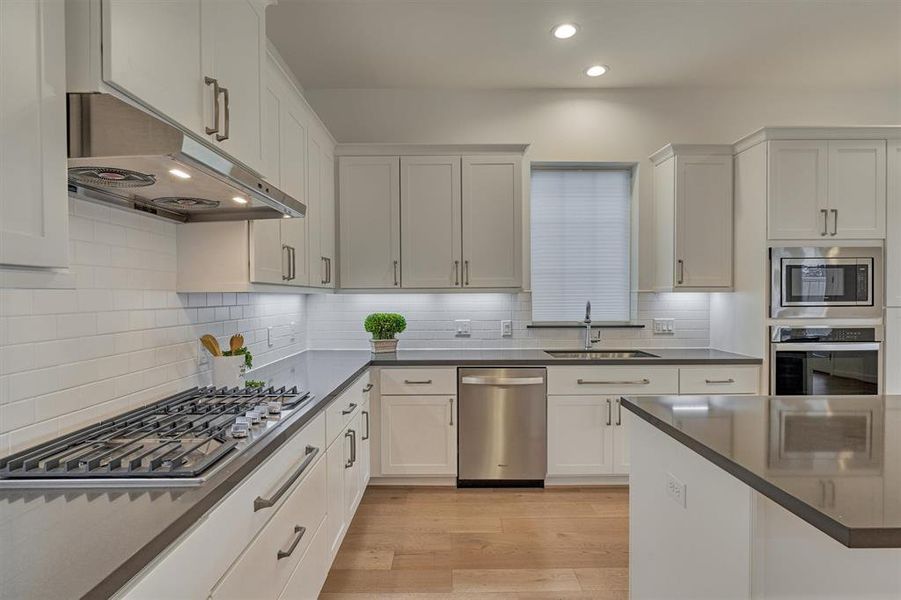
200,334 -> 222,357
230,334 -> 244,353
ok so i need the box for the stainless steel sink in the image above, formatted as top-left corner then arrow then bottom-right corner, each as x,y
544,350 -> 659,359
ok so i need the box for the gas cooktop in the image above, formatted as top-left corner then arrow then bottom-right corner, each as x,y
0,385 -> 313,488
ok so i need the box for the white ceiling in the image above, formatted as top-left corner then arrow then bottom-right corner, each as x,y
267,0 -> 901,91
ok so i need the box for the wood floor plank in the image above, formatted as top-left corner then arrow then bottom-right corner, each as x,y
321,593 -> 625,599
452,568 -> 582,593
501,516 -> 629,535
575,567 -> 630,591
321,569 -> 453,594
357,501 -> 599,518
347,515 -> 504,534
331,547 -> 395,570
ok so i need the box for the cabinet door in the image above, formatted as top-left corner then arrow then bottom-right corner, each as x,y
888,142 -> 901,307
401,156 -> 462,288
359,399 -> 372,489
325,440 -> 347,560
612,399 -> 630,475
320,150 -> 336,288
380,395 -> 457,475
547,396 -> 614,476
828,140 -> 886,239
250,220 -> 286,284
0,0 -> 68,268
461,156 -> 522,288
307,135 -> 323,286
338,157 -> 401,288
767,141 -> 828,239
277,519 -> 330,600
102,0 -> 206,139
887,308 -> 901,395
278,101 -> 310,286
674,154 -> 733,288
344,419 -> 362,517
202,0 -> 264,171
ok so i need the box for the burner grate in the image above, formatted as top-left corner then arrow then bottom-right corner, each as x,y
0,386 -> 312,480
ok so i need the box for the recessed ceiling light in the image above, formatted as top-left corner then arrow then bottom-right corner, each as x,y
552,23 -> 578,39
585,64 -> 609,77
232,196 -> 248,205
168,168 -> 191,179
282,214 -> 291,219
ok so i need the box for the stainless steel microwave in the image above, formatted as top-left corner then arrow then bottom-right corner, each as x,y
770,247 -> 883,319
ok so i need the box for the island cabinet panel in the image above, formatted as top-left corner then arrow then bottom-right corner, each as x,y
888,141 -> 901,308
888,309 -> 901,395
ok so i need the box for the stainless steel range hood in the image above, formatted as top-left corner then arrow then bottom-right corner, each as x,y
67,93 -> 305,222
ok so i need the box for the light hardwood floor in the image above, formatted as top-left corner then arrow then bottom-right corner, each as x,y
320,486 -> 629,599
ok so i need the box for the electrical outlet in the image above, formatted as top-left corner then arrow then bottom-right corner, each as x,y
290,321 -> 297,343
267,326 -> 274,347
501,320 -> 513,337
653,318 -> 675,334
455,319 -> 471,336
666,473 -> 687,508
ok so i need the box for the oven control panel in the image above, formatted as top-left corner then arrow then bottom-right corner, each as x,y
771,327 -> 880,343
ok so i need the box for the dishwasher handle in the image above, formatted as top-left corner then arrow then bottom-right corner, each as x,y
460,376 -> 545,386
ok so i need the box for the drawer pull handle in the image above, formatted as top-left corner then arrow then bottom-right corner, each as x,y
403,379 -> 433,384
577,378 -> 650,385
253,445 -> 319,512
362,383 -> 373,393
705,378 -> 735,384
342,402 -> 358,415
276,525 -> 307,560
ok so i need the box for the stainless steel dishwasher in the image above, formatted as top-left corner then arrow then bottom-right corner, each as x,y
458,368 -> 547,487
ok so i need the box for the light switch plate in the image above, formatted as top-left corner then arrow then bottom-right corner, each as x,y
501,320 -> 513,337
666,472 -> 687,508
653,318 -> 675,334
455,319 -> 471,336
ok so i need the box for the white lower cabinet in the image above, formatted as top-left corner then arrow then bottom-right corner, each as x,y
547,396 -> 615,476
380,394 -> 457,476
887,308 -> 901,395
277,517 -> 330,600
325,434 -> 349,560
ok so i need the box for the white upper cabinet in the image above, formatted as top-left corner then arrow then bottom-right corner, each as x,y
338,156 -> 402,289
102,0 -> 207,139
320,149 -> 336,289
0,0 -> 68,268
767,139 -> 886,240
97,0 -> 266,172
827,140 -> 886,239
201,0 -> 265,172
307,132 -> 336,288
401,156 -> 462,288
652,145 -> 733,291
767,141 -> 828,240
462,155 -> 522,288
888,141 -> 901,307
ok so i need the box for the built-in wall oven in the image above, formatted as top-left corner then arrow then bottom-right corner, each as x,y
771,326 -> 882,396
770,247 -> 883,319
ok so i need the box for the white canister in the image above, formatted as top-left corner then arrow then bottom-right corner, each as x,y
212,355 -> 246,389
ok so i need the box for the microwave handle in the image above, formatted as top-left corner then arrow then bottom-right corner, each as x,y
773,343 -> 881,352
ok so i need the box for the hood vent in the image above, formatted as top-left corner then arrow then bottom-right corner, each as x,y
67,94 -> 305,223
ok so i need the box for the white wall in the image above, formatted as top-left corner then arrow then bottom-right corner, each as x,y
305,86 -> 901,289
307,291 -> 710,350
0,198 -> 307,457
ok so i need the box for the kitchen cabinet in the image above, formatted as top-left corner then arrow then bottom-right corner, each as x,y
461,155 -> 523,288
380,395 -> 457,476
95,0 -> 267,173
0,0 -> 68,268
887,141 -> 901,307
276,518 -> 330,600
547,396 -> 615,476
652,145 -> 733,291
767,139 -> 886,240
338,156 -> 402,288
337,150 -> 523,290
319,148 -> 336,289
401,156 -> 463,288
297,130 -> 334,289
887,309 -> 901,395
360,398 -> 372,489
612,399 -> 631,475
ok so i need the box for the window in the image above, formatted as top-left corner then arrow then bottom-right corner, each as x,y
530,167 -> 632,322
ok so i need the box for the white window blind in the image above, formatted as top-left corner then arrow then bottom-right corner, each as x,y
530,168 -> 632,322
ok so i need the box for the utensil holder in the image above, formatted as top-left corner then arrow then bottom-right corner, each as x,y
212,355 -> 246,388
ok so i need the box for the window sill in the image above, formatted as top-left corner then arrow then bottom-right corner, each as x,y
527,322 -> 645,329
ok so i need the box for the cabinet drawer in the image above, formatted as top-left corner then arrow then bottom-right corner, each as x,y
679,366 -> 759,394
547,367 -> 679,396
380,368 -> 457,395
122,413 -> 326,600
326,372 -> 370,445
278,516 -> 330,600
211,455 -> 328,600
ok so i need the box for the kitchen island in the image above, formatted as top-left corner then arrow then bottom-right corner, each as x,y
622,394 -> 901,599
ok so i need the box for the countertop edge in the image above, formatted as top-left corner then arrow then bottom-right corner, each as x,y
619,397 -> 901,549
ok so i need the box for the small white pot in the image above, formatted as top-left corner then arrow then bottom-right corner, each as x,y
212,355 -> 246,388
370,338 -> 398,354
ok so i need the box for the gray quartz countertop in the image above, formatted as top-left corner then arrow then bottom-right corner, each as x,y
0,347 -> 759,599
622,394 -> 901,548
366,347 -> 761,365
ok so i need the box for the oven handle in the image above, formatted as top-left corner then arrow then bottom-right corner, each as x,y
772,343 -> 881,352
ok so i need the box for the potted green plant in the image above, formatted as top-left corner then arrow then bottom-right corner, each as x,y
363,313 -> 407,353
